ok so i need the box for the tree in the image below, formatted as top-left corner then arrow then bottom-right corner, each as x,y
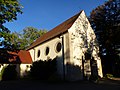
9,27 -> 47,50
19,27 -> 47,49
89,0 -> 120,76
0,0 -> 22,32
1,32 -> 20,50
0,0 -> 22,50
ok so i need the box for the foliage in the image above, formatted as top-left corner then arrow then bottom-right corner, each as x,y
89,0 -> 120,76
29,58 -> 57,80
105,74 -> 113,78
89,75 -> 101,83
0,0 -> 22,51
2,65 -> 18,81
0,27 -> 47,50
0,32 -> 20,50
89,0 -> 120,54
20,27 -> 47,49
0,49 -> 11,63
0,0 -> 23,32
0,65 -> 6,80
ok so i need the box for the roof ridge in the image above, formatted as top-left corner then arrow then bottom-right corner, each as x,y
27,11 -> 82,50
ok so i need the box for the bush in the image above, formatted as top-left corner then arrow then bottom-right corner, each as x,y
89,75 -> 99,80
0,65 -> 6,80
29,58 -> 57,80
2,65 -> 17,81
105,74 -> 113,78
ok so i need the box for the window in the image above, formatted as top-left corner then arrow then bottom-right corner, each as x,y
55,42 -> 62,53
37,50 -> 40,57
45,47 -> 49,56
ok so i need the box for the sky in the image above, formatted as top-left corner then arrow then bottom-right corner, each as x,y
4,0 -> 107,33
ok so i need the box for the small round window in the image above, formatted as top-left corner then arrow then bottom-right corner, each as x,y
56,42 -> 62,53
45,47 -> 49,56
37,50 -> 40,57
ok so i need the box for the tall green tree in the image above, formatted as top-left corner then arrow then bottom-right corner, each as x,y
0,0 -> 22,50
1,32 -> 20,50
89,0 -> 120,76
0,0 -> 22,32
10,27 -> 47,50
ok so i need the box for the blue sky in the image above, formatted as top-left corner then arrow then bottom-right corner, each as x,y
4,0 -> 107,33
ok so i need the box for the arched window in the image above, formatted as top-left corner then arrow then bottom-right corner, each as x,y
37,50 -> 40,57
55,42 -> 62,53
45,46 -> 49,56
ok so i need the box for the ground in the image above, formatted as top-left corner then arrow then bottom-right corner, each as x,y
0,79 -> 120,90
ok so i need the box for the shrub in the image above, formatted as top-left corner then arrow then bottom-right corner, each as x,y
105,74 -> 113,78
89,75 -> 99,80
30,58 -> 57,80
2,65 -> 17,81
0,65 -> 6,80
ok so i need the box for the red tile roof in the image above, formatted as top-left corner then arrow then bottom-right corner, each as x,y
18,50 -> 32,64
27,11 -> 82,50
0,50 -> 32,64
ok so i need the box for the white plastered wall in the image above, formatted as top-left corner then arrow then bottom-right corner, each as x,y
29,35 -> 68,79
28,11 -> 103,80
68,11 -> 103,80
20,64 -> 31,77
0,64 -> 32,79
32,37 -> 62,61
